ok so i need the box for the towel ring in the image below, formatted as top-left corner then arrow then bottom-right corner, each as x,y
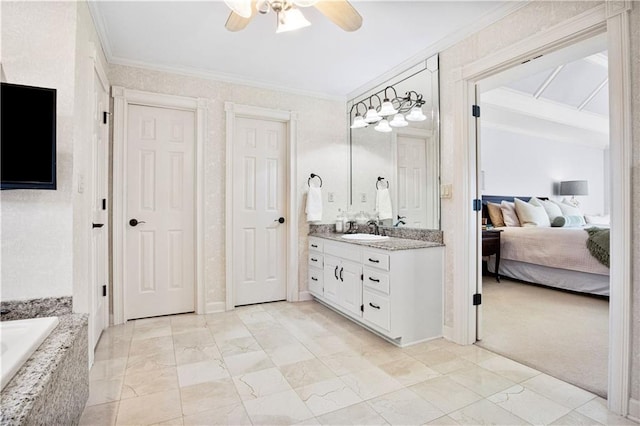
376,177 -> 389,189
308,173 -> 323,188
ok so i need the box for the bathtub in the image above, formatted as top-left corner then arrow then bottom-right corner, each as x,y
1,316 -> 59,391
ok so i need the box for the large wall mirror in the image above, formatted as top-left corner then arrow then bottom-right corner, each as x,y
348,54 -> 440,229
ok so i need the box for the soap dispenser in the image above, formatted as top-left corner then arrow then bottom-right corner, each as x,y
335,209 -> 344,233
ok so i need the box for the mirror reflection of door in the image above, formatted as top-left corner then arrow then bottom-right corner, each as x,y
396,129 -> 430,228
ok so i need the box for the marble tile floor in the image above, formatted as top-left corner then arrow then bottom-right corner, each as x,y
80,301 -> 636,426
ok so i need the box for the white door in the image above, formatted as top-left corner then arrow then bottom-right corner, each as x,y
232,117 -> 287,306
397,132 -> 429,227
125,104 -> 195,320
90,68 -> 109,350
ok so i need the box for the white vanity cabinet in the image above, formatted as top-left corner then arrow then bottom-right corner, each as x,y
307,236 -> 443,346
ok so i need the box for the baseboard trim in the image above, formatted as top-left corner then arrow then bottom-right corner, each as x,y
298,291 -> 314,302
206,301 -> 226,314
443,325 -> 454,341
628,397 -> 639,422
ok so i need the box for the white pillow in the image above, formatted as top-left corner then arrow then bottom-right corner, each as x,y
530,197 -> 563,221
514,198 -> 550,227
500,201 -> 520,227
585,214 -> 610,226
551,200 -> 586,225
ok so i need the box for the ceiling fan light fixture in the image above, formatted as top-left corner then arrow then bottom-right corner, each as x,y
276,8 -> 311,33
292,0 -> 320,6
256,0 -> 270,14
224,0 -> 253,18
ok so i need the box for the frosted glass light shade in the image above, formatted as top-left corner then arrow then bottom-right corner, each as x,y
374,119 -> 392,133
276,8 -> 311,33
364,106 -> 382,123
224,0 -> 252,18
406,106 -> 427,122
350,114 -> 368,129
378,99 -> 398,117
389,113 -> 408,127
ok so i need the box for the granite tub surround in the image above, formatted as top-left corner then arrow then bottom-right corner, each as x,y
0,297 -> 73,321
1,314 -> 89,426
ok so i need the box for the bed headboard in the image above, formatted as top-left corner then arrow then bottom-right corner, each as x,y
481,195 -> 549,225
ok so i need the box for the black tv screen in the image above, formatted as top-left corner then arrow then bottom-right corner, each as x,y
1,82 -> 57,190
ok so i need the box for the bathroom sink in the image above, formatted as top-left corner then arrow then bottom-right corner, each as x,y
341,234 -> 390,241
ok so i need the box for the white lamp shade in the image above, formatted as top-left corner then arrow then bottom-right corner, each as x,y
378,100 -> 398,116
293,0 -> 320,6
350,115 -> 368,129
364,107 -> 382,123
406,106 -> 427,121
276,8 -> 311,33
389,113 -> 408,127
224,0 -> 252,18
374,119 -> 392,133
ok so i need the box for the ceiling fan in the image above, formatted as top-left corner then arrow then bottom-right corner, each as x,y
224,0 -> 363,33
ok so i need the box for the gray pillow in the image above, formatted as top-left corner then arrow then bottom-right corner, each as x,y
551,215 -> 585,227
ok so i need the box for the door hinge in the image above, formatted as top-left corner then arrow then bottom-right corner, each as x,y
361,274 -> 363,281
472,105 -> 480,117
472,199 -> 482,211
360,304 -> 364,312
102,198 -> 107,210
103,111 -> 111,124
473,293 -> 482,305
102,285 -> 107,297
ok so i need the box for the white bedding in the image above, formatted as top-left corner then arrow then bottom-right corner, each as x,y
495,226 -> 609,276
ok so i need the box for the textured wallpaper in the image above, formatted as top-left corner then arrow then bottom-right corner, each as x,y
108,64 -> 349,308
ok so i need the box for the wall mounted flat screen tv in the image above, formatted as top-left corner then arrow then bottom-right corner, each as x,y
1,82 -> 57,190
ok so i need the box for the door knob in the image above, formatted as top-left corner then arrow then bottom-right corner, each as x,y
129,218 -> 146,227
274,217 -> 285,224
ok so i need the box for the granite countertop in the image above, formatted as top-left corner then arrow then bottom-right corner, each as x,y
309,232 -> 444,251
1,313 -> 88,425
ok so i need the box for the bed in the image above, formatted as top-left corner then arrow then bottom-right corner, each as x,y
482,195 -> 610,296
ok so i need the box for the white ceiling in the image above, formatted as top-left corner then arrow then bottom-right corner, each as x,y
89,1 -> 516,99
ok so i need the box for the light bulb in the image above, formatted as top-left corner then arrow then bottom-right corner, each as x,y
378,99 -> 398,117
406,106 -> 427,122
389,113 -> 408,128
374,119 -> 392,133
364,106 -> 382,123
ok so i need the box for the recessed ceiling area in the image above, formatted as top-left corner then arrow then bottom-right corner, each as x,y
89,1 -> 513,98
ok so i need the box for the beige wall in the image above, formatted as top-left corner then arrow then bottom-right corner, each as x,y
107,65 -> 349,308
438,0 -> 639,405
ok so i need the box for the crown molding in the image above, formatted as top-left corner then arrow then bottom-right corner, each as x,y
346,0 -> 529,99
87,1 -> 113,60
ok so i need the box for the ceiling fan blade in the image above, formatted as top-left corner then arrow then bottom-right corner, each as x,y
225,0 -> 257,32
314,0 -> 362,32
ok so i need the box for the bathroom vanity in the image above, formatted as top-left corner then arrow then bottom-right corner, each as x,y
308,234 -> 443,347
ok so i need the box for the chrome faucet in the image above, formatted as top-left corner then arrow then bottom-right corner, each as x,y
367,219 -> 380,235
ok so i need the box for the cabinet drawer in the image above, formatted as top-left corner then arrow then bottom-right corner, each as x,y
308,253 -> 324,268
363,251 -> 390,271
363,290 -> 391,332
363,268 -> 390,295
309,238 -> 323,252
325,242 -> 361,263
308,267 -> 323,297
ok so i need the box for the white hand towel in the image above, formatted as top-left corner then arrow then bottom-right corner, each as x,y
376,188 -> 393,220
306,186 -> 323,222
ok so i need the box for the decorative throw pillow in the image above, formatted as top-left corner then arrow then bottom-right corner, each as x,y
486,202 -> 505,227
552,215 -> 586,227
552,199 -> 585,218
529,197 -> 563,221
500,201 -> 520,227
585,214 -> 610,226
514,198 -> 550,227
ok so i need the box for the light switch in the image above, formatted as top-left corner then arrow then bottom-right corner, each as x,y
441,184 -> 452,199
360,193 -> 367,203
327,192 -> 335,202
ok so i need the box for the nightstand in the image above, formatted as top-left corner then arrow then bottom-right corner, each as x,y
482,230 -> 502,282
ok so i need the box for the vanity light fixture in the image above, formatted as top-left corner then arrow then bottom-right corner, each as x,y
349,85 -> 426,132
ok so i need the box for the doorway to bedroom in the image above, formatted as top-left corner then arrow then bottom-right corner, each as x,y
474,34 -> 611,398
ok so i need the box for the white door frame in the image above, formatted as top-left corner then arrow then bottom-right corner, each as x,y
450,3 -> 633,415
88,43 -> 109,358
224,102 -> 299,310
112,86 -> 207,324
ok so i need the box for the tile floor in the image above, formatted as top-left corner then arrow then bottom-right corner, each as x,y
80,301 -> 636,425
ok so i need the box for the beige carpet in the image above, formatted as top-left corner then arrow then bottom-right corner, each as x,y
476,276 -> 609,398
